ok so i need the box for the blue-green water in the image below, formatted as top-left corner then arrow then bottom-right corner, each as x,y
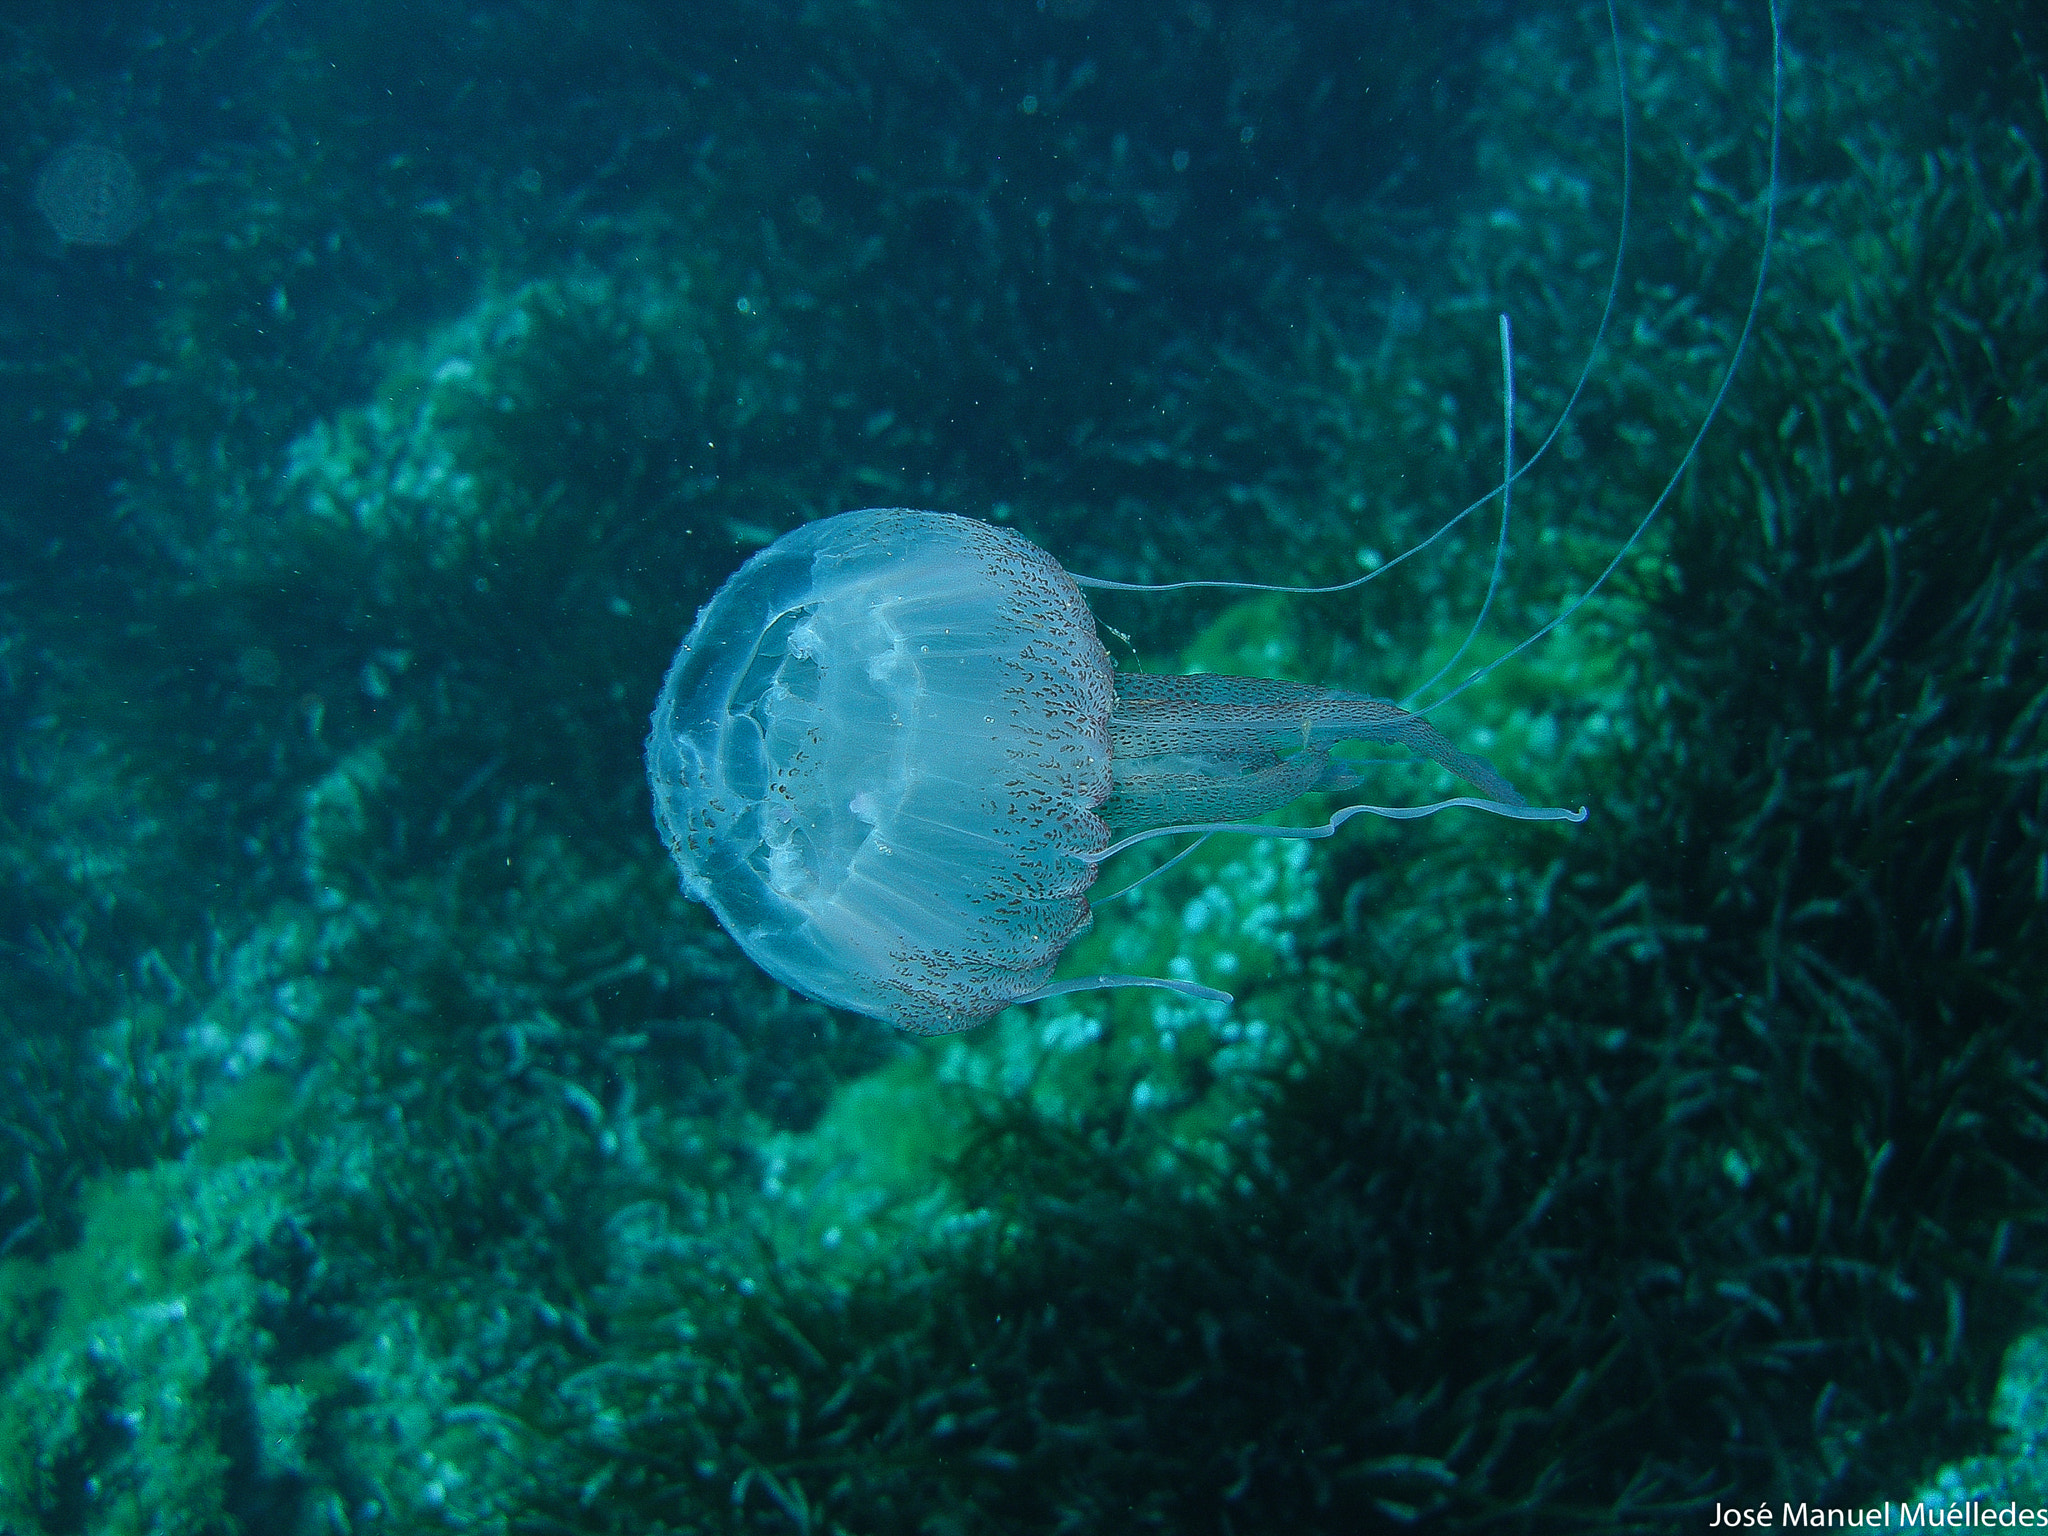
2,0 -> 2043,1530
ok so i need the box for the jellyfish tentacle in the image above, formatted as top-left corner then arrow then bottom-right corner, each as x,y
1090,832 -> 1215,909
1407,312 -> 1517,710
1423,0 -> 1783,712
1010,972 -> 1232,1008
1067,0 -> 1637,609
1084,795 -> 1589,868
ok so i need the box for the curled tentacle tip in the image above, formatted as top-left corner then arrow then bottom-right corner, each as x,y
1509,801 -> 1590,824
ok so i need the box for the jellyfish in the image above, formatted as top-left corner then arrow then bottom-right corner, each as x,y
650,510 -> 1584,1033
646,2 -> 1782,1035
33,142 -> 144,247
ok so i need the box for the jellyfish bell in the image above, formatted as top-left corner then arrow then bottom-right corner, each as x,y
649,510 -> 1126,1034
647,0 -> 1781,1034
33,141 -> 145,247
